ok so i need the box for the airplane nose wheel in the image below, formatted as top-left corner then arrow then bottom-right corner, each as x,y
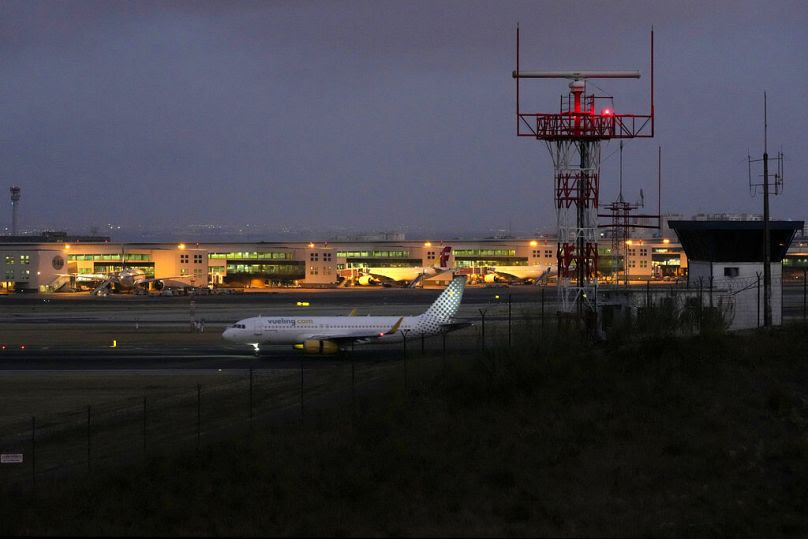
251,343 -> 260,356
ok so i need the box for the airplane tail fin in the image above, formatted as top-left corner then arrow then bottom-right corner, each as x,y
422,275 -> 466,323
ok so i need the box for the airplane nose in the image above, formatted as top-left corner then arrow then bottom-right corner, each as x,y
222,328 -> 234,341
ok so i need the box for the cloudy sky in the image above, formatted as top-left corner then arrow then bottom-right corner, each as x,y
1,0 -> 806,235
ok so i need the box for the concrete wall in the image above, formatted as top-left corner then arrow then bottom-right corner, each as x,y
301,247 -> 337,285
688,260 -> 782,329
1,248 -> 62,290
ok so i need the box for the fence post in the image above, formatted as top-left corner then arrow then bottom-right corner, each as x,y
541,286 -> 545,337
351,356 -> 356,412
781,269 -> 784,324
508,294 -> 512,348
31,416 -> 36,488
478,309 -> 486,351
402,330 -> 407,360
698,277 -> 704,333
404,352 -> 408,393
757,273 -> 761,328
196,384 -> 201,453
143,397 -> 147,460
87,405 -> 91,473
249,367 -> 254,430
442,330 -> 447,373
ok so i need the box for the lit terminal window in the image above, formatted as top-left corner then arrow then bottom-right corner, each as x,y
209,252 -> 292,260
454,249 -> 517,257
225,263 -> 303,275
67,254 -> 151,262
456,259 -> 528,267
336,250 -> 410,258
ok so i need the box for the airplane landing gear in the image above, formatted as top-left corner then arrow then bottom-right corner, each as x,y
250,343 -> 260,356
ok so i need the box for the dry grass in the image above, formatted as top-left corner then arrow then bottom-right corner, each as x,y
0,372 -> 245,423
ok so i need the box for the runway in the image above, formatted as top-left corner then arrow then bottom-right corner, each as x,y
0,347 -> 405,371
1,283 -> 804,374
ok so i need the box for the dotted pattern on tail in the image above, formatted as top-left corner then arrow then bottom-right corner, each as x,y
416,276 -> 466,335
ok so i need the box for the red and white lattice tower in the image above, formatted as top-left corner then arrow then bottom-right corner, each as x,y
513,27 -> 655,320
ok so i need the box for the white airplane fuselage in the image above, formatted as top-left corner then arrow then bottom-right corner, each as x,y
222,315 -> 422,346
223,276 -> 467,352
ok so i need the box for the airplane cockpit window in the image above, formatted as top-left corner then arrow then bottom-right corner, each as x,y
231,323 -> 246,329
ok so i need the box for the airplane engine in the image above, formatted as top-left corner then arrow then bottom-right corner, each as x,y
300,339 -> 340,354
153,280 -> 165,291
484,273 -> 498,284
357,275 -> 377,286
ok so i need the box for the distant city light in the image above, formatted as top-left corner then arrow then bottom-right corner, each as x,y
308,242 -> 315,248
529,240 -> 538,247
424,241 -> 432,247
625,240 -> 632,245
663,238 -> 670,244
64,244 -> 71,250
178,243 -> 186,250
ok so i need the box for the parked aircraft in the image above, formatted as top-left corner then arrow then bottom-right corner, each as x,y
488,265 -> 556,283
358,246 -> 455,285
222,275 -> 469,354
89,268 -> 190,295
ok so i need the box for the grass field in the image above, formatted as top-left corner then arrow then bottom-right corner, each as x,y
0,371 -> 246,422
1,322 -> 806,536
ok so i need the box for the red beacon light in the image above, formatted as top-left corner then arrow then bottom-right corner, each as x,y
601,108 -> 613,116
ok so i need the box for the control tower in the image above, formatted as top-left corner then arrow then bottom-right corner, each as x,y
10,186 -> 20,235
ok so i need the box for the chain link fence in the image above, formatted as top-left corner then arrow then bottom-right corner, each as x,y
1,282 -> 805,491
0,326 -> 510,491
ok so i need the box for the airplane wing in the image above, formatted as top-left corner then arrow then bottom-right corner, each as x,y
141,276 -> 186,283
305,317 -> 404,343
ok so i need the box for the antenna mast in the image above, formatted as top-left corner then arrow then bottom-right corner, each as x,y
748,92 -> 784,328
514,27 -> 655,329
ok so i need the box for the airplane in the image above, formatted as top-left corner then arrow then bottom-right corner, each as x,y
89,268 -> 190,295
487,265 -> 556,284
355,246 -> 455,285
222,275 -> 469,354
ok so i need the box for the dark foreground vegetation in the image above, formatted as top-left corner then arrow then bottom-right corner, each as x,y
2,322 -> 807,537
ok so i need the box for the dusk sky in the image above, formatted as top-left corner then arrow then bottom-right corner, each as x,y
1,0 -> 806,236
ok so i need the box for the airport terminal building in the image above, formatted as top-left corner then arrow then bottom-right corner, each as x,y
0,232 -> 805,293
